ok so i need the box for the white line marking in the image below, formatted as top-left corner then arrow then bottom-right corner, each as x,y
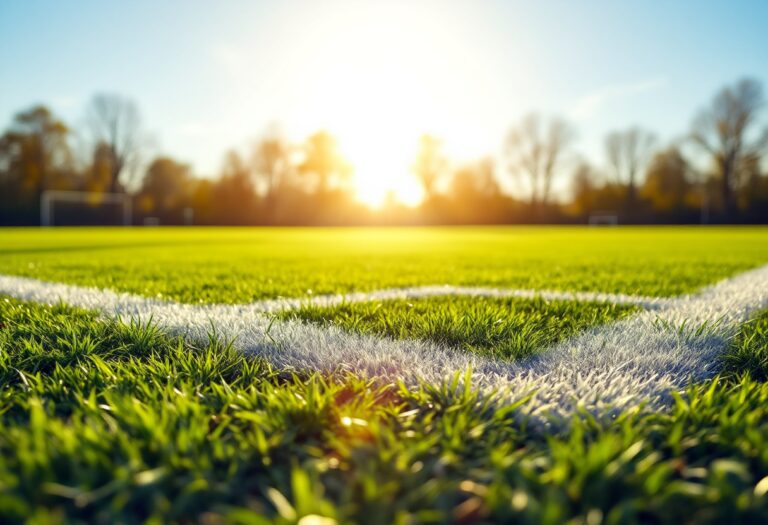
254,286 -> 669,312
0,277 -> 668,314
1,267 -> 767,422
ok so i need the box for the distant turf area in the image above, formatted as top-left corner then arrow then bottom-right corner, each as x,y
1,226 -> 768,301
1,226 -> 768,523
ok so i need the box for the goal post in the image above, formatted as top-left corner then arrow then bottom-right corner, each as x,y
41,190 -> 132,227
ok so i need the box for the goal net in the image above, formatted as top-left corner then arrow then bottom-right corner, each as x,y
588,211 -> 619,226
41,191 -> 132,226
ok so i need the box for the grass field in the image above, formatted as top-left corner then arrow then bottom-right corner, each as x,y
1,226 -> 768,524
2,227 -> 768,301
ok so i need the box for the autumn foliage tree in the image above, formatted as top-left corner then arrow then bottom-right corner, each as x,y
641,147 -> 693,213
137,157 -> 193,221
299,131 -> 351,195
0,105 -> 74,224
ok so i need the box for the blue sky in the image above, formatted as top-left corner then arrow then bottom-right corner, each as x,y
1,0 -> 766,201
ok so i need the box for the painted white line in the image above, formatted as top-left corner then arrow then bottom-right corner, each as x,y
1,266 -> 767,422
254,285 -> 670,312
0,277 -> 667,314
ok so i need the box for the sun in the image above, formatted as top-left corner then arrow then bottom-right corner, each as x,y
280,1 -> 489,207
331,81 -> 429,208
309,66 -> 428,207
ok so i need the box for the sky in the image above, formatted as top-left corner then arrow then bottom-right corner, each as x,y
1,0 -> 767,205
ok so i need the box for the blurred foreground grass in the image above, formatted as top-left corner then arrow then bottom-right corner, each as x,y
0,298 -> 767,524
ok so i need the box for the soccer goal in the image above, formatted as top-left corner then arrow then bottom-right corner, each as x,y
40,191 -> 132,227
588,211 -> 619,226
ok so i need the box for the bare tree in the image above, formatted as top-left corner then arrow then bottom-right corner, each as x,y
251,126 -> 290,197
86,93 -> 142,192
604,127 -> 657,206
690,78 -> 768,219
505,114 -> 574,207
412,134 -> 447,199
251,126 -> 291,222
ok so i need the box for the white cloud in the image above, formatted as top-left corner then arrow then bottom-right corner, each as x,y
570,78 -> 667,120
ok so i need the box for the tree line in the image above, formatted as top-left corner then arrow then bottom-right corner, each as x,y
1,77 -> 767,226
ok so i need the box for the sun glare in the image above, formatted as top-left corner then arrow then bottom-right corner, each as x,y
281,2 -> 490,206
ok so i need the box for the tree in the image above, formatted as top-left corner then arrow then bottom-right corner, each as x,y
450,157 -> 499,199
83,142 -> 114,193
86,93 -> 143,192
0,105 -> 74,224
413,134 -> 448,199
604,127 -> 656,207
447,158 -> 503,223
189,178 -> 216,225
251,127 -> 290,195
690,78 -> 768,220
299,131 -> 351,195
641,147 -> 692,213
570,161 -> 599,217
214,150 -> 257,224
505,114 -> 574,207
737,151 -> 768,214
138,157 -> 193,218
251,127 -> 291,222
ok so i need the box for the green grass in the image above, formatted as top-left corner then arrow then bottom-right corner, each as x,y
1,227 -> 767,302
1,298 -> 768,524
722,310 -> 768,381
2,227 -> 768,523
278,296 -> 637,360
